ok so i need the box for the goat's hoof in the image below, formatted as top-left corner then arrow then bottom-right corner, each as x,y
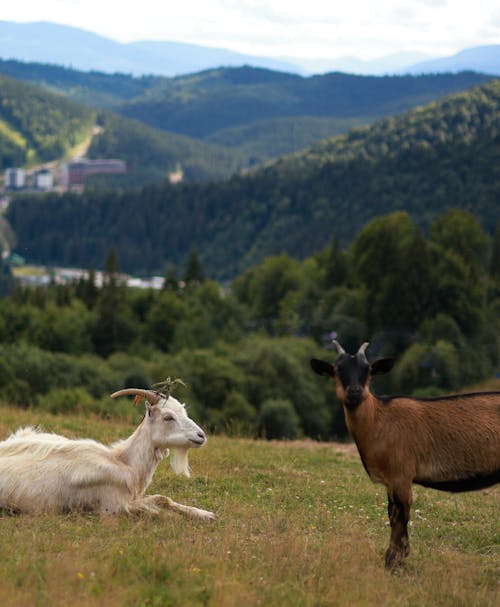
195,508 -> 217,521
384,546 -> 404,570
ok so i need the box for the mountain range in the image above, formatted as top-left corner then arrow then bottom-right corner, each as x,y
0,61 -> 491,184
7,79 -> 499,278
0,21 -> 499,77
0,21 -> 302,76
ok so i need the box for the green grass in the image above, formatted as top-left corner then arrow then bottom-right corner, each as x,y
0,405 -> 498,606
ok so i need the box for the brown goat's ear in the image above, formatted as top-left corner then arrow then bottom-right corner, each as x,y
310,359 -> 336,377
370,358 -> 396,375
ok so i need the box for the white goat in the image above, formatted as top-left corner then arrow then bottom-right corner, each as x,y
0,388 -> 215,519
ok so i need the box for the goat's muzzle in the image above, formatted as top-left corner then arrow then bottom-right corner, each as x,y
345,386 -> 364,408
189,430 -> 207,447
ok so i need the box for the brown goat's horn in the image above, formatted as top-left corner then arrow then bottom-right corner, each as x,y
358,342 -> 370,356
110,389 -> 161,405
332,340 -> 346,355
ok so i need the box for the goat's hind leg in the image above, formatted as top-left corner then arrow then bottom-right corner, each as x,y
149,495 -> 216,520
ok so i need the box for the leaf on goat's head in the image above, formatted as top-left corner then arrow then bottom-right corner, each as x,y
151,377 -> 187,399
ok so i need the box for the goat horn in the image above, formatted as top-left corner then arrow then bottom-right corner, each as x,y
332,340 -> 346,355
358,342 -> 370,355
110,389 -> 161,405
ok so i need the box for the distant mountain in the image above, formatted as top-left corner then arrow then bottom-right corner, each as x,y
7,80 -> 499,278
408,46 -> 500,76
293,52 -> 431,76
127,39 -> 302,75
0,21 -> 303,76
116,68 -> 493,139
0,59 -> 493,180
1,21 -> 498,79
0,58 -> 156,108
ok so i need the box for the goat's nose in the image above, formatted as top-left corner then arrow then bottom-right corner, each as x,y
197,430 -> 206,441
346,386 -> 363,405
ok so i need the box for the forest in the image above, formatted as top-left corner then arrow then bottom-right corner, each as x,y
7,79 -> 500,277
0,209 -> 498,441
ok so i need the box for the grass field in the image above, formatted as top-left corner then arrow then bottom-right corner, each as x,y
0,405 -> 498,607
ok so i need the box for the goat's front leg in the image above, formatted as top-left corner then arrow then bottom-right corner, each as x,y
148,495 -> 216,520
385,483 -> 412,570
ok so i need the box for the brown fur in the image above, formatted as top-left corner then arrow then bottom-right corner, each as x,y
312,350 -> 500,569
356,391 -> 498,567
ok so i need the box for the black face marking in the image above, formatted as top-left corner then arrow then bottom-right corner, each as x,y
336,353 -> 370,407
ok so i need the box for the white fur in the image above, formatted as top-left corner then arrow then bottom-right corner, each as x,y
0,395 -> 215,520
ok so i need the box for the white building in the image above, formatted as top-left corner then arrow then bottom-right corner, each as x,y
34,169 -> 54,190
5,168 -> 26,189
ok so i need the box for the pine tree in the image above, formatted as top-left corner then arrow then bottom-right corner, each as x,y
92,248 -> 135,356
184,249 -> 204,285
163,263 -> 178,291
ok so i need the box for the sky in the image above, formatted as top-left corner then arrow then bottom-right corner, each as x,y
1,0 -> 500,61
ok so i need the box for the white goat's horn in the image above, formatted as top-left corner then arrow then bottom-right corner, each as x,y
358,342 -> 370,355
110,388 -> 161,405
332,340 -> 346,355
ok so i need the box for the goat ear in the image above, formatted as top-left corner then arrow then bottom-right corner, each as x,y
146,402 -> 161,418
310,359 -> 335,377
371,358 -> 396,375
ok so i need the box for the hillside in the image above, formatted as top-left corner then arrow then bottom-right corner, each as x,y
117,68 -> 493,138
6,80 -> 499,277
0,58 -> 154,108
0,73 -> 95,169
0,59 -> 493,170
87,112 -> 249,184
0,70 -> 249,183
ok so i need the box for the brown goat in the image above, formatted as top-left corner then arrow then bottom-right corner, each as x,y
311,341 -> 500,569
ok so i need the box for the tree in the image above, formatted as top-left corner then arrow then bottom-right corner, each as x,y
232,254 -> 302,334
428,210 -> 490,336
489,222 -> 500,282
258,398 -> 301,439
0,258 -> 15,297
184,248 -> 204,285
374,229 -> 435,334
323,235 -> 348,287
92,248 -> 136,357
145,291 -> 185,352
163,263 -> 179,291
77,267 -> 99,309
429,209 -> 491,282
351,212 -> 428,335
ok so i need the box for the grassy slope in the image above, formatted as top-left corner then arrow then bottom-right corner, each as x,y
0,406 -> 497,607
0,73 -> 96,169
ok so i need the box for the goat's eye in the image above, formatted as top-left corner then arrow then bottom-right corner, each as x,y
163,415 -> 175,422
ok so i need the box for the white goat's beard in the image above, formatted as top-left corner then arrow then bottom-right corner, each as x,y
169,447 -> 191,477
